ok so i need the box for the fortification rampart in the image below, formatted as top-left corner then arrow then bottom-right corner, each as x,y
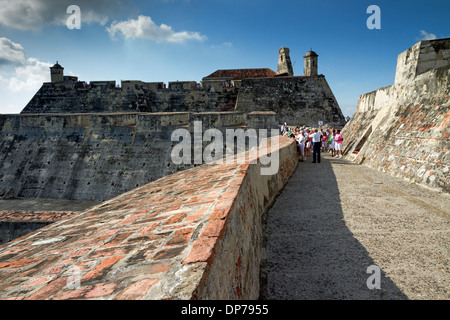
235,75 -> 345,126
20,76 -> 346,128
21,80 -> 239,114
395,38 -> 450,85
343,38 -> 450,193
0,135 -> 298,300
0,111 -> 277,202
21,47 -> 347,130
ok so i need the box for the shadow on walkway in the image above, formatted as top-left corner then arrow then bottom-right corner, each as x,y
261,154 -> 409,300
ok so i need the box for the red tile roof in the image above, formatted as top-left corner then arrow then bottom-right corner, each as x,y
203,68 -> 276,80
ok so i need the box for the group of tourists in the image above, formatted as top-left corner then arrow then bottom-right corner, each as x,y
280,123 -> 344,163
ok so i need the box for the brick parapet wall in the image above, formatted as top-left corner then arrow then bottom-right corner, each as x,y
0,135 -> 298,300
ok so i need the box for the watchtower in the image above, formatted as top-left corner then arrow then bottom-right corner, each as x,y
277,47 -> 294,76
304,49 -> 318,76
50,61 -> 64,82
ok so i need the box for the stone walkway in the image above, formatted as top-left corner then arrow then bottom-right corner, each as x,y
262,153 -> 449,300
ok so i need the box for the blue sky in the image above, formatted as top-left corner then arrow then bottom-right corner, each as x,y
0,0 -> 449,117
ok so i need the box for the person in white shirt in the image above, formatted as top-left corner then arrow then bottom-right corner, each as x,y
311,128 -> 322,163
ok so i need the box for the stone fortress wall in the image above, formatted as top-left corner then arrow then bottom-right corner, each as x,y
21,79 -> 240,114
342,38 -> 450,193
0,111 -> 277,202
236,75 -> 344,126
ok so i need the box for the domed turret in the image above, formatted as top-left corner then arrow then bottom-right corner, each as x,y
304,49 -> 318,76
50,61 -> 64,82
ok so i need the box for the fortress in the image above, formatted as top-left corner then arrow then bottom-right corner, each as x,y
22,47 -> 345,126
0,40 -> 448,300
1,47 -> 345,202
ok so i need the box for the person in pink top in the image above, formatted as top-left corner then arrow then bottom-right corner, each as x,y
321,130 -> 328,152
334,129 -> 344,159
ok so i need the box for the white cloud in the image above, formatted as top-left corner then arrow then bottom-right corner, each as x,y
0,0 -> 130,30
419,30 -> 437,40
107,15 -> 207,43
0,37 -> 27,66
8,57 -> 52,93
0,38 -> 51,113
